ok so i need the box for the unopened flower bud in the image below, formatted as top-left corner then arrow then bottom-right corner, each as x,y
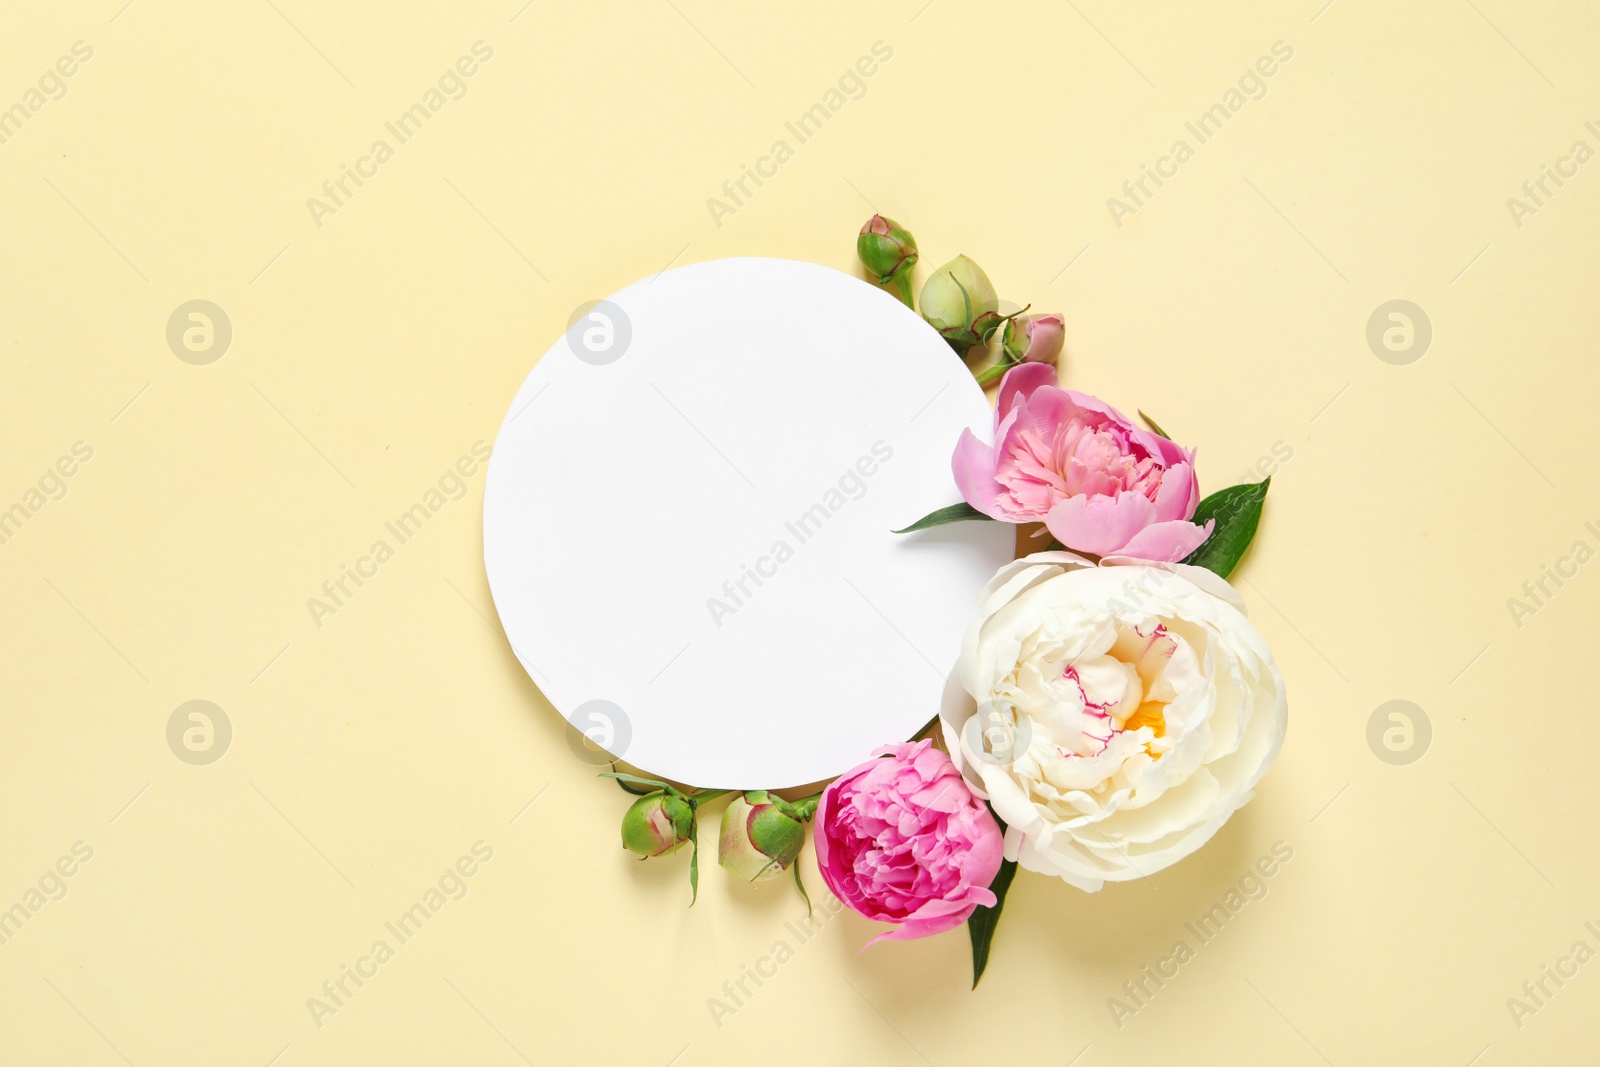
1003,313 -> 1065,365
858,215 -> 916,279
857,215 -> 918,307
621,790 -> 694,859
920,255 -> 999,353
718,791 -> 807,882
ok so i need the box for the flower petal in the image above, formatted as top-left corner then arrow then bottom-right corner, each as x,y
951,429 -> 1007,519
1114,518 -> 1213,563
1044,492 -> 1159,556
996,362 -> 1059,418
1150,460 -> 1199,522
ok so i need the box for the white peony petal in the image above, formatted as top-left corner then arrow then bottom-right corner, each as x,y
950,558 -> 1287,892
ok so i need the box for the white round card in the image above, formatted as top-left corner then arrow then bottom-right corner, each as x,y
484,257 -> 1014,789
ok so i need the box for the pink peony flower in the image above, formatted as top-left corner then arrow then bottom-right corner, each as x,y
952,363 -> 1211,563
814,739 -> 1003,943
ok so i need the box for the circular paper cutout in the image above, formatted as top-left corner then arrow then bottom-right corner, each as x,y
484,258 -> 1014,788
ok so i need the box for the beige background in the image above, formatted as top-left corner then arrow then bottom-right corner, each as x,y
2,0 -> 1597,1063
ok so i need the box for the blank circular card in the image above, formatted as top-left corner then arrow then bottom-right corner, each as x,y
483,257 -> 1014,789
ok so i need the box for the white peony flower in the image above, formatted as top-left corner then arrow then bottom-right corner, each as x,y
940,552 -> 1286,891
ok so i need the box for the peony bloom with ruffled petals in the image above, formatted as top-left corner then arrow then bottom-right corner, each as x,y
941,553 -> 1287,891
952,363 -> 1211,563
814,740 -> 1003,942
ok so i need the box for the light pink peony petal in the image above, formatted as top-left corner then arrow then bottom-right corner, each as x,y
1114,518 -> 1213,563
1058,388 -> 1123,429
951,429 -> 1007,519
996,362 -> 1058,418
1147,432 -> 1191,469
1151,460 -> 1200,522
1044,492 -> 1159,556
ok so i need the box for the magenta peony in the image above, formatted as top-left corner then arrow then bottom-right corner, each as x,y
814,740 -> 1003,942
952,363 -> 1211,563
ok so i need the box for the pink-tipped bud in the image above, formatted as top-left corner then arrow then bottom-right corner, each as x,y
621,791 -> 694,858
1003,313 -> 1065,365
718,791 -> 808,882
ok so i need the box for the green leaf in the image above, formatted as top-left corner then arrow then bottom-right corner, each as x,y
968,854 -> 1019,989
1138,410 -> 1172,439
687,808 -> 700,907
601,771 -> 681,798
893,502 -> 993,534
1180,478 -> 1271,579
793,861 -> 813,918
769,792 -> 821,822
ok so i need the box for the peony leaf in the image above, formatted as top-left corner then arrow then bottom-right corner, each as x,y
893,502 -> 993,534
770,792 -> 821,822
969,804 -> 1019,989
1138,410 -> 1172,439
1180,478 -> 1271,579
687,807 -> 700,907
968,855 -> 1019,989
601,770 -> 680,798
793,861 -> 813,918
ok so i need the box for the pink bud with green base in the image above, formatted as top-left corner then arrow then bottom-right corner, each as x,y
605,771 -> 729,905
977,313 -> 1066,386
857,215 -> 919,308
621,791 -> 694,858
718,791 -> 813,881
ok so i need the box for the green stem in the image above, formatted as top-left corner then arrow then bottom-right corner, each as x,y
975,357 -> 1020,387
886,270 -> 914,309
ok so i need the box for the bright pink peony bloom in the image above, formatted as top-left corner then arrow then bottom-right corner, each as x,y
953,363 -> 1211,563
814,740 -> 1003,943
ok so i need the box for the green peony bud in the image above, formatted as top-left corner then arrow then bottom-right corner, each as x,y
857,215 -> 918,308
621,790 -> 694,859
920,255 -> 999,354
718,791 -> 807,882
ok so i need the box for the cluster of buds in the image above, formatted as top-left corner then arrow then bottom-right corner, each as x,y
855,215 -> 1063,385
609,771 -> 819,908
